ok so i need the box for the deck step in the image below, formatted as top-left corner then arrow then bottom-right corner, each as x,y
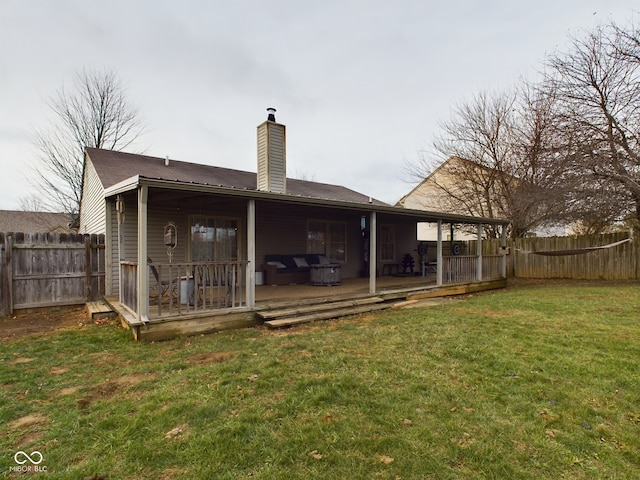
258,296 -> 384,320
85,300 -> 116,322
264,301 -> 392,329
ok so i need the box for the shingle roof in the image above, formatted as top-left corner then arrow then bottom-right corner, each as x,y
0,211 -> 73,234
86,148 -> 389,206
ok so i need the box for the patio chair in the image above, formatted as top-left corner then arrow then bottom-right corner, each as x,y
148,257 -> 177,305
422,260 -> 437,277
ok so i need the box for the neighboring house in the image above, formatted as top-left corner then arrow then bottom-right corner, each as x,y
79,111 -> 508,339
397,157 -> 492,242
397,156 -> 567,240
0,210 -> 74,234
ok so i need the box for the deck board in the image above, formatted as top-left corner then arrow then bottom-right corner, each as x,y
264,302 -> 393,328
258,296 -> 384,320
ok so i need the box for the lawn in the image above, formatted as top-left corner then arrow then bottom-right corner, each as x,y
1,280 -> 639,479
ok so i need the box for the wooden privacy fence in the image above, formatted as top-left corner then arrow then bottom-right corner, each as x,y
478,232 -> 638,280
0,232 -> 105,315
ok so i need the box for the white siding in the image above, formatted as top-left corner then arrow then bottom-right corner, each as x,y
79,159 -> 107,234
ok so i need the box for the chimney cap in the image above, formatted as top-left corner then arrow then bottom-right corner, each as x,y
266,107 -> 276,122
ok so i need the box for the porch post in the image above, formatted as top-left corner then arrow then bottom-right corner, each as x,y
246,199 -> 256,308
137,185 -> 149,323
436,220 -> 443,286
501,224 -> 508,278
105,199 -> 112,296
369,211 -> 377,294
476,223 -> 483,281
115,195 -> 125,299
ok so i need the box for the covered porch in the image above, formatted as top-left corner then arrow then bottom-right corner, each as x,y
105,178 -> 509,340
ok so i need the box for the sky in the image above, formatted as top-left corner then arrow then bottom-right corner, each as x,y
0,1 -> 638,210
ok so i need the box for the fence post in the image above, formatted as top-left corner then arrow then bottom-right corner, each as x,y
631,236 -> 640,280
85,235 -> 92,300
0,233 -> 6,316
4,234 -> 13,315
501,227 -> 508,278
476,223 -> 483,281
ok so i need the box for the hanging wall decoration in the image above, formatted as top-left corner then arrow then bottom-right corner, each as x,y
164,222 -> 177,263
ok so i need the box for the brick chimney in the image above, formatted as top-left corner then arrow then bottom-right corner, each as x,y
257,107 -> 286,193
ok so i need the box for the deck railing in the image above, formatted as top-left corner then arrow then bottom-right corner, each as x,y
120,261 -> 138,313
443,255 -> 477,284
442,254 -> 505,284
120,260 -> 248,319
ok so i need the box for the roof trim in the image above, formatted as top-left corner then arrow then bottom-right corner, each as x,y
104,175 -> 509,226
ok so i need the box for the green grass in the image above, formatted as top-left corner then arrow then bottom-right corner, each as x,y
1,280 -> 639,479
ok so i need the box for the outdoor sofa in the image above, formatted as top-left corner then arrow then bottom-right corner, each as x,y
262,254 -> 331,285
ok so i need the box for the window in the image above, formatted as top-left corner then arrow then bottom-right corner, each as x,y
307,220 -> 346,263
380,225 -> 395,262
191,216 -> 238,261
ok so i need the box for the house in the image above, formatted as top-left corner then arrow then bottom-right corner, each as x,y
397,156 -> 502,242
79,110 -> 509,340
398,156 -> 567,240
0,210 -> 74,234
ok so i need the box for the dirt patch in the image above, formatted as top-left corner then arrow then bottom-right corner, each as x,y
55,386 -> 80,397
115,373 -> 156,385
78,373 -> 157,409
187,352 -> 234,365
9,357 -> 34,365
0,306 -> 87,340
8,414 -> 48,450
9,414 -> 47,429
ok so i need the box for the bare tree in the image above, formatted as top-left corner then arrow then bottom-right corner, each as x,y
544,21 -> 640,231
407,19 -> 640,237
30,68 -> 145,216
407,87 -> 568,238
18,194 -> 46,212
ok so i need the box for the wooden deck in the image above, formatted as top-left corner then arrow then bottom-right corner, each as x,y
255,274 -> 435,304
107,275 -> 507,341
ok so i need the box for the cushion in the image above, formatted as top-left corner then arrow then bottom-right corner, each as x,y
267,261 -> 287,269
293,257 -> 309,268
318,255 -> 330,265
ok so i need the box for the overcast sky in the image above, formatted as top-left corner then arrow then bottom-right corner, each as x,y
0,1 -> 637,210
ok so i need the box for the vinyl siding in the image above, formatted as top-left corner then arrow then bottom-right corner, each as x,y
257,122 -> 286,193
79,159 -> 107,234
255,204 -> 365,278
